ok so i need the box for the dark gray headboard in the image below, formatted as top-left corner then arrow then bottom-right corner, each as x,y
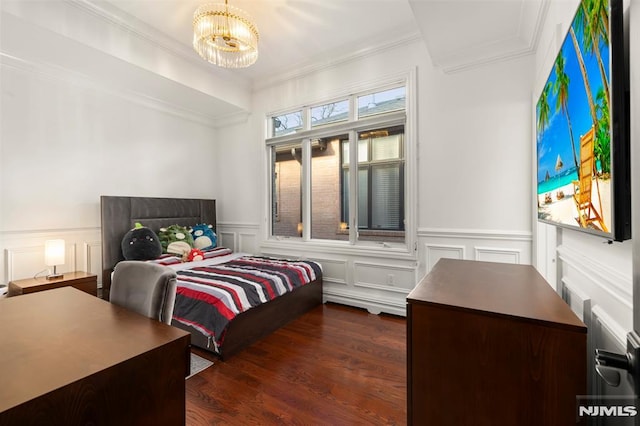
100,196 -> 216,297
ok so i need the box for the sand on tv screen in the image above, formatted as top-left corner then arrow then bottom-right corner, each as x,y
536,0 -> 617,238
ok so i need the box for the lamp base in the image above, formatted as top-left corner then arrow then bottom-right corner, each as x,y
46,266 -> 63,280
46,273 -> 63,280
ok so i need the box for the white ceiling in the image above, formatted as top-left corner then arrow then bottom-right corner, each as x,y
409,0 -> 548,72
94,0 -> 547,82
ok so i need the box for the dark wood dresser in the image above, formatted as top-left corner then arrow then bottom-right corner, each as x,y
407,259 -> 587,426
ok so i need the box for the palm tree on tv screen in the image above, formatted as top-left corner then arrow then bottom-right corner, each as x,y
553,53 -> 580,178
537,81 -> 552,134
595,87 -> 611,175
569,20 -> 599,143
576,0 -> 610,108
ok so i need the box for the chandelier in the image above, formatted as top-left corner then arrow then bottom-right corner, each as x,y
193,0 -> 259,68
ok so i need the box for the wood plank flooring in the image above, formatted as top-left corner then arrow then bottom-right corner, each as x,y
186,302 -> 407,425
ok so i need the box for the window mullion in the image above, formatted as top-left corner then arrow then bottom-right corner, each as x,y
303,107 -> 312,131
348,130 -> 358,244
268,146 -> 275,238
348,95 -> 356,122
302,138 -> 311,241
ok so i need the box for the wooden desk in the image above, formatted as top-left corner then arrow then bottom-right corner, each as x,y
0,287 -> 190,425
407,259 -> 587,426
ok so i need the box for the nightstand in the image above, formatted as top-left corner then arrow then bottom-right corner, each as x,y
7,272 -> 98,297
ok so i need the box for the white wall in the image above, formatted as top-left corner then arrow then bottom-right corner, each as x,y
420,56 -> 534,232
216,36 -> 534,315
0,1 -> 540,317
0,0 -> 251,113
533,0 -> 636,403
0,4 -> 234,285
416,52 -> 534,281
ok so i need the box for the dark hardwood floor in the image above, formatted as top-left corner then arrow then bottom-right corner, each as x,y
186,302 -> 407,425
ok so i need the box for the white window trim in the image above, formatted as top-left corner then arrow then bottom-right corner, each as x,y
263,68 -> 418,259
266,112 -> 406,146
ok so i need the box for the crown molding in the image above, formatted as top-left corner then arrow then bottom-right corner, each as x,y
252,30 -> 424,92
0,52 -> 239,129
440,47 -> 536,74
68,0 -> 251,89
439,0 -> 550,74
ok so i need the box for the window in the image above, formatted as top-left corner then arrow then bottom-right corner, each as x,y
267,82 -> 410,247
357,87 -> 406,119
272,111 -> 303,137
311,100 -> 349,128
311,135 -> 349,241
342,126 -> 405,243
271,143 -> 302,238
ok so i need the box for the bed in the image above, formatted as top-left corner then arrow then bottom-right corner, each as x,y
100,195 -> 323,359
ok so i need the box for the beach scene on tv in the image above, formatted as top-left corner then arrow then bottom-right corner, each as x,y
536,0 -> 611,234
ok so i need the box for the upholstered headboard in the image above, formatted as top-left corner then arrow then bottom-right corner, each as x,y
100,196 -> 216,298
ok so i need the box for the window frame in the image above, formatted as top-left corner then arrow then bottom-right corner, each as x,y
264,71 -> 417,256
340,128 -> 406,232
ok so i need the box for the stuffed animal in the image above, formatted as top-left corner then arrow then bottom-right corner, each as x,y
190,223 -> 217,250
158,224 -> 194,255
183,248 -> 205,262
121,222 -> 162,260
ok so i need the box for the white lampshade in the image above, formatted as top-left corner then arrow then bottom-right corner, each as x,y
44,239 -> 65,266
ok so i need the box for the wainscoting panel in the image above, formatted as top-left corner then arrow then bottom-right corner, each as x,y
238,233 -> 257,254
83,241 -> 102,279
5,246 -> 45,283
560,277 -> 593,396
353,261 -> 415,291
255,227 -> 534,316
308,258 -> 347,286
217,222 -> 259,256
219,232 -> 236,252
424,244 -> 465,272
331,255 -> 415,315
560,276 -> 592,323
474,247 -> 521,264
558,244 -> 632,331
417,228 -> 532,281
259,238 -> 416,316
556,241 -> 634,410
1,228 -> 102,286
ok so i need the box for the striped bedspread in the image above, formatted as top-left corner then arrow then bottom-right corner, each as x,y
153,248 -> 322,351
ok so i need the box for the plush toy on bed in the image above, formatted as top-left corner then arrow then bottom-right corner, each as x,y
183,248 -> 205,262
121,222 -> 162,261
190,223 -> 217,250
158,224 -> 194,256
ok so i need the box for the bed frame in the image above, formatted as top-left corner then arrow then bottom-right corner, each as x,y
100,195 -> 323,359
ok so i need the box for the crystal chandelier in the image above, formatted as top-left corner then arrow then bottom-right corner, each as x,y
193,0 -> 259,68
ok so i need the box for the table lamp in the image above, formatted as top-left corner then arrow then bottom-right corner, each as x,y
45,239 -> 65,279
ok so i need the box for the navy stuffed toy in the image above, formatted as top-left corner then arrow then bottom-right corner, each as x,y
121,222 -> 162,260
190,223 -> 217,250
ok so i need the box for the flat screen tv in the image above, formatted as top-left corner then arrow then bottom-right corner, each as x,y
536,0 -> 630,241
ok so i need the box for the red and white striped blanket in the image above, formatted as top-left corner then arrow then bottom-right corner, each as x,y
151,247 -> 322,351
